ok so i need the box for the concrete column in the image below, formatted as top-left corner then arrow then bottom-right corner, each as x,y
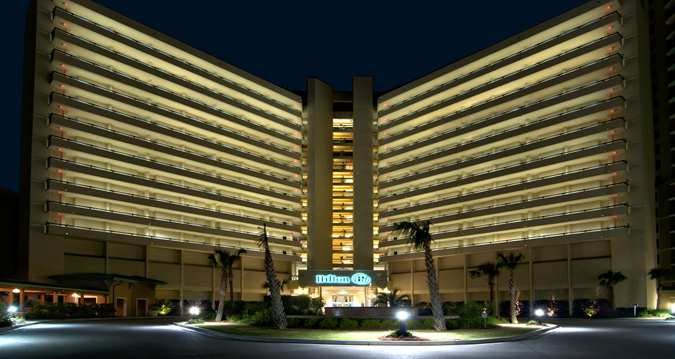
567,244 -> 574,316
240,258 -> 245,300
463,254 -> 468,304
306,79 -> 334,270
352,76 -> 374,270
179,249 -> 184,315
145,245 -> 150,278
8,292 -> 14,306
410,261 -> 415,304
19,289 -> 25,312
528,247 -> 534,317
211,265 -> 216,310
105,241 -> 110,274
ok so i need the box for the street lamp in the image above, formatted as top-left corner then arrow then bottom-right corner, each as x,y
395,309 -> 411,336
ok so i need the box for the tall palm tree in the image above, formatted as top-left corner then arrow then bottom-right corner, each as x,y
258,223 -> 287,329
497,252 -> 524,324
470,262 -> 500,315
209,248 -> 246,321
393,220 -> 446,330
648,268 -> 671,309
598,270 -> 627,309
263,279 -> 289,295
373,289 -> 411,308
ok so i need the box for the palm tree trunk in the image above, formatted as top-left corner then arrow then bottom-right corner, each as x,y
609,286 -> 614,310
262,238 -> 287,329
656,285 -> 661,309
488,278 -> 495,316
215,269 -> 228,321
424,242 -> 446,331
228,265 -> 235,309
509,271 -> 517,324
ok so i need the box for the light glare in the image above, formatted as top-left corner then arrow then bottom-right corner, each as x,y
534,308 -> 545,317
7,305 -> 18,314
395,310 -> 410,321
188,306 -> 201,316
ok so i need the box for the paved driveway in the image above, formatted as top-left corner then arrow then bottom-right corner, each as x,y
1,317 -> 674,358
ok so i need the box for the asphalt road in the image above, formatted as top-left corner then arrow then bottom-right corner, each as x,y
1,317 -> 674,358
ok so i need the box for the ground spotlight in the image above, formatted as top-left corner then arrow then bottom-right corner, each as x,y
395,309 -> 410,321
534,308 -> 545,318
188,306 -> 201,317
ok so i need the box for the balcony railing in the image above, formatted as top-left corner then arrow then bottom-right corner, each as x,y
379,161 -> 626,216
379,139 -> 626,202
379,12 -> 622,115
52,7 -> 302,119
49,92 -> 300,171
48,157 -> 300,216
47,179 -> 301,231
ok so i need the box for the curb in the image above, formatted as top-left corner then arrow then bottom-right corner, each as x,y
173,322 -> 559,346
0,316 -> 187,334
0,321 -> 41,334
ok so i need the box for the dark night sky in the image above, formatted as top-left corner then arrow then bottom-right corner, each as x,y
1,0 -> 588,192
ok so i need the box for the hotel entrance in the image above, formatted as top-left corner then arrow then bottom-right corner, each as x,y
317,286 -> 376,308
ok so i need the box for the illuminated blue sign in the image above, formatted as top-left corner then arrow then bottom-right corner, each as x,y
314,272 -> 372,286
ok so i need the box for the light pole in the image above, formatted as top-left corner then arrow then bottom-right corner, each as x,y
395,309 -> 410,336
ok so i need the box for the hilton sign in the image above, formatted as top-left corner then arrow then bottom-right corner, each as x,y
298,270 -> 387,287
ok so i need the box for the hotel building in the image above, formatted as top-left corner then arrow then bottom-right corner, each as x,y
7,0 -> 669,315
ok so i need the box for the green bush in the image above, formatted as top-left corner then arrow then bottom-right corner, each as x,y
282,295 -> 311,315
0,303 -> 12,327
338,318 -> 359,330
445,318 -> 461,329
317,318 -> 339,329
285,317 -> 304,328
639,309 -> 673,318
359,319 -> 385,330
457,301 -> 484,329
408,318 -> 435,330
246,308 -> 274,327
303,317 -> 322,328
25,303 -> 115,320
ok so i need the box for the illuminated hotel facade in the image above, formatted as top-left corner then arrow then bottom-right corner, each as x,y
13,0 -> 670,314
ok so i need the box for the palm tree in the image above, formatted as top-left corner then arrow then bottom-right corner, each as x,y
373,289 -> 411,308
209,248 -> 246,321
258,223 -> 287,329
648,268 -> 671,309
393,220 -> 446,330
263,279 -> 289,295
497,252 -> 524,324
470,262 -> 500,316
597,270 -> 627,309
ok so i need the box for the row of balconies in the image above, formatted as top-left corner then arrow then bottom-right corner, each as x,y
49,47 -> 300,145
46,179 -> 300,231
378,137 -> 626,203
47,157 -> 300,218
52,7 -> 302,121
49,114 -> 301,189
48,92 -> 300,172
379,75 -> 624,170
379,31 -> 623,133
378,11 -> 621,118
45,222 -> 300,251
49,71 -> 299,158
380,204 -> 627,247
380,225 -> 629,260
49,136 -> 300,205
46,201 -> 299,242
378,160 -> 626,217
379,117 -> 625,190
379,54 -> 623,154
380,97 -> 624,179
379,182 -> 627,232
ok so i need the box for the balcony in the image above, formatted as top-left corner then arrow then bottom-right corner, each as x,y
48,157 -> 300,217
379,54 -> 623,152
49,136 -> 300,203
378,12 -> 622,116
52,7 -> 302,119
47,179 -> 301,232
379,161 -> 626,217
379,182 -> 628,232
379,33 -> 623,131
48,92 -> 300,172
379,75 -> 624,167
45,223 -> 301,251
49,71 -> 299,157
380,204 -> 627,247
379,117 -> 625,187
49,114 -> 300,188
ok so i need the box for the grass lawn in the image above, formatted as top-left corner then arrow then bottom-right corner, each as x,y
193,322 -> 541,341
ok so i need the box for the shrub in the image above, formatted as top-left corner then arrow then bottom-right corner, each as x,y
25,303 -> 114,320
358,319 -> 383,330
639,309 -> 673,318
0,303 -> 12,327
408,318 -> 434,330
282,295 -> 311,315
317,318 -> 339,329
338,318 -> 359,330
445,318 -> 461,329
286,317 -> 304,328
457,301 -> 484,329
150,300 -> 175,316
246,308 -> 274,327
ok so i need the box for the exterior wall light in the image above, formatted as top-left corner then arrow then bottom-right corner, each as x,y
11,288 -> 20,294
7,305 -> 18,314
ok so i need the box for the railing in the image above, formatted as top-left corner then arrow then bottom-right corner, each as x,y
47,179 -> 300,229
379,139 -> 626,200
50,135 -> 300,201
49,92 -> 301,169
379,12 -> 622,114
50,114 -> 299,184
379,161 -> 626,214
52,7 -> 301,118
48,157 -> 300,214
379,182 -> 627,230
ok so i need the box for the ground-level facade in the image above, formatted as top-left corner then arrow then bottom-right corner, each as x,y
10,0 -> 671,315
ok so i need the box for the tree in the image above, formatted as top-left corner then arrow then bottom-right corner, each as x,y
373,289 -> 411,308
263,279 -> 289,295
258,223 -> 287,329
393,220 -> 446,330
209,248 -> 246,321
470,262 -> 500,316
497,252 -> 524,324
598,270 -> 627,309
648,268 -> 671,309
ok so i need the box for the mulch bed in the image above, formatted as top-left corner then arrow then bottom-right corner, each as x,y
378,335 -> 430,341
